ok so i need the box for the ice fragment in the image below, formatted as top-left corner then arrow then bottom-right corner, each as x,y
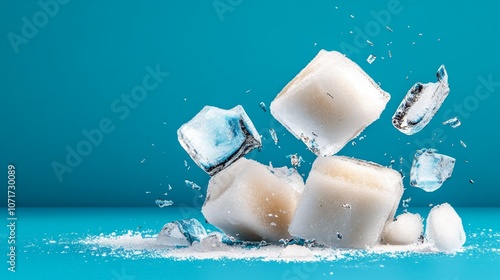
410,148 -> 455,192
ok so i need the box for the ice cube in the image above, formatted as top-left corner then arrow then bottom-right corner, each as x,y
392,65 -> 450,135
367,54 -> 376,64
177,105 -> 261,175
442,117 -> 461,128
202,158 -> 304,241
382,213 -> 423,245
425,203 -> 466,252
410,148 -> 455,192
289,156 -> 403,248
270,50 -> 390,156
156,218 -> 207,247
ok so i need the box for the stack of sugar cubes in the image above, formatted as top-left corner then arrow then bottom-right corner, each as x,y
168,49 -> 465,253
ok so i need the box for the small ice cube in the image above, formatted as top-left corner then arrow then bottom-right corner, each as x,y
155,199 -> 174,208
156,219 -> 207,246
392,65 -> 450,135
410,149 -> 455,192
270,50 -> 390,156
177,105 -> 261,175
202,158 -> 304,241
425,203 -> 466,252
367,54 -> 376,64
442,117 -> 461,128
289,156 -> 403,248
269,128 -> 279,145
382,213 -> 423,245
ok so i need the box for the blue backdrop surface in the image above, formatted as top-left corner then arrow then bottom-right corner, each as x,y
1,0 -> 499,207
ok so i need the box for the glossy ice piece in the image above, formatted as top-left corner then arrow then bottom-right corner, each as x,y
177,105 -> 261,175
270,50 -> 390,156
425,203 -> 466,252
289,156 -> 404,248
382,213 -> 423,245
410,148 -> 455,192
392,65 -> 450,135
156,218 -> 207,247
202,158 -> 304,242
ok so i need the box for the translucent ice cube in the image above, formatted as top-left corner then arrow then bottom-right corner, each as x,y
177,105 -> 261,175
270,50 -> 390,156
289,156 -> 403,248
382,213 -> 423,245
410,148 -> 455,192
156,218 -> 207,247
202,158 -> 304,241
425,203 -> 466,252
392,65 -> 450,135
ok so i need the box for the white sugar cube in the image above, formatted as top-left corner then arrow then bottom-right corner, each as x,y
289,156 -> 403,248
382,213 -> 423,245
425,203 -> 466,252
270,50 -> 390,156
202,158 -> 304,242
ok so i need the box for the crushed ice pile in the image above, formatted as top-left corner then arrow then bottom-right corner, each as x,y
170,49 -> 465,256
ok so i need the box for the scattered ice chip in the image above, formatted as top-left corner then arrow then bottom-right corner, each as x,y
202,158 -> 304,242
177,105 -> 262,175
388,50 -> 392,58
382,213 -> 423,245
193,233 -> 229,252
366,40 -> 374,46
155,199 -> 174,208
140,158 -> 146,164
425,203 -> 466,252
289,156 -> 403,248
286,154 -> 304,168
442,117 -> 461,128
460,140 -> 467,148
410,148 -> 455,192
156,219 -> 207,247
185,180 -> 201,191
386,26 -> 393,32
367,54 -> 376,64
469,179 -> 475,184
392,65 -> 450,135
270,50 -> 390,156
259,102 -> 267,112
269,128 -> 279,145
350,14 -> 354,18
402,197 -> 412,208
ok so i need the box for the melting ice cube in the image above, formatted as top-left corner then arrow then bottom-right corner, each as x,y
382,213 -> 423,245
270,50 -> 390,156
202,158 -> 304,242
392,65 -> 450,135
156,218 -> 207,247
425,203 -> 466,252
410,148 -> 455,192
289,156 -> 403,248
177,105 -> 261,175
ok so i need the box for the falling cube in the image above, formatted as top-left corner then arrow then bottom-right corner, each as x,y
288,156 -> 403,248
202,158 -> 304,242
392,65 -> 450,135
410,148 -> 455,192
270,49 -> 390,156
177,105 -> 261,175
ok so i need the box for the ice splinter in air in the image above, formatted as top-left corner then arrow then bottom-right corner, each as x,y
392,65 -> 450,135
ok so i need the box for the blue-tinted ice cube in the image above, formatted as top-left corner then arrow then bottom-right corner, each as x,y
156,218 -> 207,247
392,65 -> 450,135
177,105 -> 262,175
410,148 -> 455,192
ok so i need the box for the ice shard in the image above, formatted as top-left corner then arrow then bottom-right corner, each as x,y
177,105 -> 261,175
270,50 -> 390,156
289,156 -> 403,248
410,148 -> 455,192
392,65 -> 450,135
156,218 -> 207,247
202,158 -> 304,242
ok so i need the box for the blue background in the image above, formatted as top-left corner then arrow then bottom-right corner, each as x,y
1,0 -> 499,207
